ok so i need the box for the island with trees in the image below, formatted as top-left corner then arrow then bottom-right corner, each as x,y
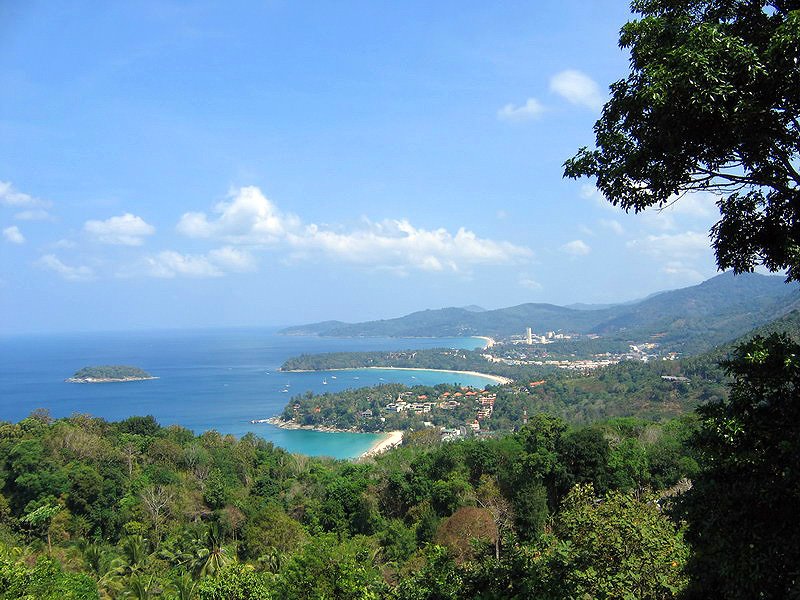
66,365 -> 157,384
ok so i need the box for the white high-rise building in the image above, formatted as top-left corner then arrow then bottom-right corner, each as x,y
525,327 -> 533,345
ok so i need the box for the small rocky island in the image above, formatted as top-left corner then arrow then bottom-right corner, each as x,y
66,365 -> 157,383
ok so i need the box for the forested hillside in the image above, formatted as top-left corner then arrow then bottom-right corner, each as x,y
0,411 -> 697,599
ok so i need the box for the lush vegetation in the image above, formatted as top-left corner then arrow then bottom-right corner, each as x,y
281,347 -> 537,380
561,0 -> 800,595
564,0 -> 800,281
9,1 -> 800,597
279,356 -> 728,432
69,366 -> 154,382
0,410 -> 699,599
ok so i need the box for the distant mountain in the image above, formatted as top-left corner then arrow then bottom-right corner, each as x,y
588,272 -> 800,352
460,305 -> 487,312
280,320 -> 349,336
279,273 -> 800,353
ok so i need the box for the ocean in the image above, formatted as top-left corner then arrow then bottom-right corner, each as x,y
0,328 -> 490,459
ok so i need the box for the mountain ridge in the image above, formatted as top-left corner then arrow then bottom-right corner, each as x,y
280,272 -> 799,353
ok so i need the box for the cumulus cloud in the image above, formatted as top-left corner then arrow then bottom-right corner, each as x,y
658,192 -> 719,217
288,219 -> 531,272
144,247 -> 256,278
178,186 -> 532,273
3,225 -> 25,244
15,209 -> 52,221
561,239 -> 591,256
518,274 -> 542,290
579,184 -> 616,211
177,186 -> 299,243
599,219 -> 624,235
663,260 -> 706,282
627,231 -> 711,259
36,254 -> 94,281
497,98 -> 545,121
84,213 -> 155,246
0,181 -> 53,220
207,246 -> 257,272
550,70 -> 604,110
145,251 -> 223,278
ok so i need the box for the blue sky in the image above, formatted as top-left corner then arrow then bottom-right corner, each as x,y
0,1 -> 724,333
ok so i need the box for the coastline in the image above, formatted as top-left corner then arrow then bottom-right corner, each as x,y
65,376 -> 160,384
359,430 -> 404,459
362,366 -> 511,385
263,417 -> 402,459
282,366 -> 512,385
473,336 -> 495,349
262,416 -> 357,434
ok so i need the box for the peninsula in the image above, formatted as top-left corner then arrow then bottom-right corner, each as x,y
66,365 -> 157,383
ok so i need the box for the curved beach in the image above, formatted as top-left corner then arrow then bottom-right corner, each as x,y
363,366 -> 511,385
473,336 -> 496,349
282,365 -> 511,385
360,430 -> 404,459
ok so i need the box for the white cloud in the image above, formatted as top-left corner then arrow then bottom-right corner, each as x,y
177,186 -> 299,243
3,225 -> 25,244
518,274 -> 542,290
287,219 -> 532,272
84,213 -> 155,246
497,98 -> 545,122
657,192 -> 718,218
0,181 -> 42,207
207,246 -> 257,272
36,254 -> 94,281
627,231 -> 711,259
144,247 -> 256,278
15,209 -> 52,221
579,184 -> 617,211
0,181 -> 53,220
599,219 -> 624,235
662,260 -> 706,282
561,239 -> 591,256
145,251 -> 224,278
550,69 -> 604,110
178,186 -> 532,273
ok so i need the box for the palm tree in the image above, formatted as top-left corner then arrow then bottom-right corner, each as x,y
122,574 -> 158,599
193,523 -> 234,578
169,571 -> 198,600
79,541 -> 123,599
116,535 -> 150,578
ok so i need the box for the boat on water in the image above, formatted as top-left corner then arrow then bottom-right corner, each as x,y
322,379 -> 327,385
250,418 -> 270,424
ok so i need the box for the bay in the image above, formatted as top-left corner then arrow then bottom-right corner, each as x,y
0,328 -> 491,459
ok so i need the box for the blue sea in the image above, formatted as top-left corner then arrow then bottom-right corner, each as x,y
0,328 -> 489,459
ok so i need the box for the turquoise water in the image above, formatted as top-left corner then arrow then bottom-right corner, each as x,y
0,328 -> 491,459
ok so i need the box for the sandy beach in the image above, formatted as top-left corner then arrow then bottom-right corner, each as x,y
363,366 -> 512,385
360,430 -> 404,459
282,365 -> 511,385
473,336 -> 496,349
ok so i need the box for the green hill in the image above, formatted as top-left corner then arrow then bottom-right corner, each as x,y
280,272 -> 799,353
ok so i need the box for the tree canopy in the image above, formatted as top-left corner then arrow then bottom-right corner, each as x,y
565,0 -> 800,278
